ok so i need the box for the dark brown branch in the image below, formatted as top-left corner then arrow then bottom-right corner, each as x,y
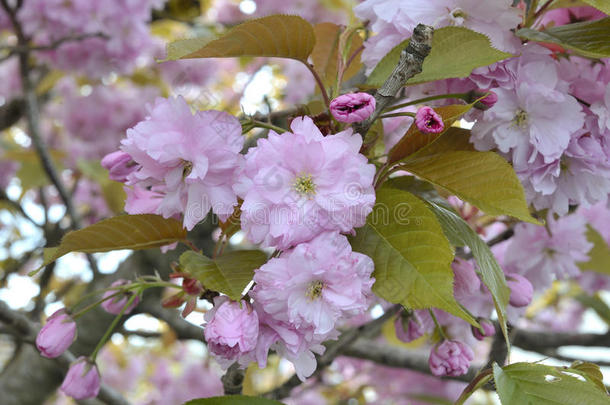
512,328 -> 610,351
343,339 -> 477,383
0,300 -> 130,405
353,24 -> 434,138
222,363 -> 245,395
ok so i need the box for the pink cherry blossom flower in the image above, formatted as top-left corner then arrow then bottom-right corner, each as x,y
252,232 -> 374,335
503,214 -> 592,290
235,116 -> 375,249
330,92 -> 376,123
415,106 -> 444,134
60,357 -> 101,400
101,279 -> 140,315
36,309 -> 77,358
355,0 -> 521,71
121,96 -> 244,230
429,340 -> 474,377
249,232 -> 374,379
203,296 -> 259,368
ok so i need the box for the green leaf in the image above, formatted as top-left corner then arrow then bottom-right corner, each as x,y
349,188 -> 477,325
578,225 -> 610,275
424,200 -> 511,350
493,362 -> 610,405
33,215 -> 187,274
311,23 -> 363,87
574,293 -> 610,326
4,149 -> 65,193
581,0 -> 610,14
77,159 -> 126,214
184,395 -> 286,405
569,361 -> 609,394
384,176 -> 510,347
516,18 -> 610,59
165,15 -> 316,62
367,26 -> 512,87
398,128 -> 540,225
179,250 -> 267,300
387,103 -> 476,164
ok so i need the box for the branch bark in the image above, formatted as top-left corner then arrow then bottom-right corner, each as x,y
352,24 -> 434,138
0,300 -> 130,405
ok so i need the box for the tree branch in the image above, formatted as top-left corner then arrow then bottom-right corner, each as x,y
0,300 -> 130,405
352,24 -> 434,138
512,328 -> 610,351
343,339 -> 477,383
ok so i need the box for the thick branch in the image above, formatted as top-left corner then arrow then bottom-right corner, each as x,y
0,300 -> 130,405
343,339 -> 477,383
353,24 -> 434,137
512,328 -> 610,351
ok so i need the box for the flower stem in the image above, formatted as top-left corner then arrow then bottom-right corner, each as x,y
429,309 -> 448,340
379,112 -> 416,119
304,62 -> 331,108
250,120 -> 287,134
91,292 -> 139,361
384,93 -> 469,112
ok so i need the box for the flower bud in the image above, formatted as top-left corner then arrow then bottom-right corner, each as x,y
36,309 -> 77,358
507,273 -> 534,307
394,311 -> 424,342
471,318 -> 495,340
429,340 -> 474,377
60,357 -> 101,400
101,150 -> 137,183
204,296 -> 259,365
468,89 -> 498,110
330,92 -> 376,123
415,106 -> 444,134
101,279 -> 140,315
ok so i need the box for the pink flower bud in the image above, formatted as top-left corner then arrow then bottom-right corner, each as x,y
415,106 -> 444,134
101,151 -> 137,183
507,273 -> 534,307
478,91 -> 498,109
394,312 -> 424,343
429,340 -> 474,377
60,357 -> 101,400
471,318 -> 495,340
204,296 -> 259,365
36,309 -> 77,358
101,279 -> 140,315
330,92 -> 376,123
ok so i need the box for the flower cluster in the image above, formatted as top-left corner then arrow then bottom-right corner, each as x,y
113,96 -> 244,230
102,100 -> 377,378
15,0 -> 162,77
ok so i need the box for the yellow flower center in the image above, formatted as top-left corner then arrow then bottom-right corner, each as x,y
513,109 -> 529,128
182,160 -> 193,178
293,173 -> 316,197
306,280 -> 324,300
